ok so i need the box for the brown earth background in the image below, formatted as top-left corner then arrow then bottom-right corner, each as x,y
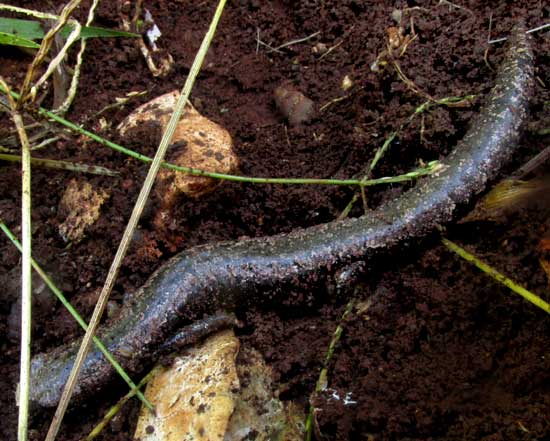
0,1 -> 549,440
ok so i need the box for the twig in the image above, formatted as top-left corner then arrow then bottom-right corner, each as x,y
28,135 -> 60,151
83,90 -> 148,122
0,153 -> 120,176
1,130 -> 56,152
489,23 -> 550,44
266,30 -> 320,53
0,77 -> 33,441
44,2 -> 229,439
317,25 -> 355,63
0,222 -> 153,411
512,145 -> 550,179
283,124 -> 291,148
33,19 -> 82,93
391,58 -> 436,102
18,0 -> 83,106
437,0 -> 474,15
319,93 -> 351,112
255,34 -> 283,54
55,0 -> 101,114
442,238 -> 550,314
120,5 -> 174,77
483,13 -> 495,71
318,39 -> 344,62
131,0 -> 144,31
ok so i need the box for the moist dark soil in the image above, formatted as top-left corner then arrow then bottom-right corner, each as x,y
1,1 -> 549,440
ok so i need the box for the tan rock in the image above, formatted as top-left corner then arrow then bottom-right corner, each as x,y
118,90 -> 237,200
157,103 -> 236,201
134,330 -> 240,441
118,90 -> 180,137
58,179 -> 108,243
225,347 -> 304,441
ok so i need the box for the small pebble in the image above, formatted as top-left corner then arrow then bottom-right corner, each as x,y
341,75 -> 353,91
273,85 -> 315,126
312,42 -> 328,55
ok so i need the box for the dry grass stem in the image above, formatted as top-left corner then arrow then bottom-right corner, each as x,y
55,0 -> 101,114
266,30 -> 320,53
437,0 -> 474,15
44,2 -> 229,439
0,3 -> 58,20
489,22 -> 550,44
18,0 -> 83,106
0,77 -> 33,441
0,153 -> 120,176
33,19 -> 81,93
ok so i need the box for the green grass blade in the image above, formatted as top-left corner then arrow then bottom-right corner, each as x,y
442,238 -> 550,314
0,17 -> 139,43
0,31 -> 39,48
0,17 -> 44,40
76,24 -> 139,39
0,153 -> 120,176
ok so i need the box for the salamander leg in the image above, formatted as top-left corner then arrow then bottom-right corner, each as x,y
158,312 -> 238,356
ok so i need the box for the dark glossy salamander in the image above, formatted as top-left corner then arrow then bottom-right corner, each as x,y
30,25 -> 534,409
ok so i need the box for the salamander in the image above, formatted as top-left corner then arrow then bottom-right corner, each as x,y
29,24 -> 534,409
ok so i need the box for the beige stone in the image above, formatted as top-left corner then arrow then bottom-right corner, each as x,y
58,179 -> 108,243
225,347 -> 304,441
134,330 -> 240,441
118,90 -> 237,200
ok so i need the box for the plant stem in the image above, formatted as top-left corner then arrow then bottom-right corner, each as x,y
338,94 -> 474,219
55,0 -> 101,114
0,76 -> 33,441
32,104 -> 371,187
18,0 -> 82,106
0,3 -> 58,20
305,300 -> 355,441
0,88 -> 444,188
13,101 -> 32,441
17,113 -> 31,441
85,366 -> 160,441
442,238 -> 550,313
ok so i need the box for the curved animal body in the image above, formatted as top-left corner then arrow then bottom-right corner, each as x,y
30,25 -> 533,408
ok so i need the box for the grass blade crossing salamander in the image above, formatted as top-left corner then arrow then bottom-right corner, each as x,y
29,24 -> 534,409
